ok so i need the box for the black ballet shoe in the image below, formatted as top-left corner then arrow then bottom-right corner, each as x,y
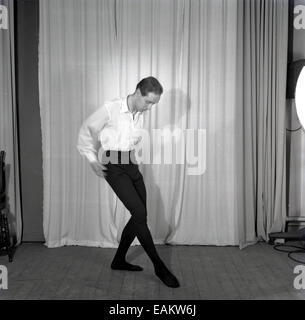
111,260 -> 143,271
154,266 -> 180,288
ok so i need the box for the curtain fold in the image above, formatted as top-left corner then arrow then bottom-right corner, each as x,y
39,0 -> 288,248
236,0 -> 288,247
0,0 -> 22,245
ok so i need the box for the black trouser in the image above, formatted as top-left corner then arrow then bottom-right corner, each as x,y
102,150 -> 163,268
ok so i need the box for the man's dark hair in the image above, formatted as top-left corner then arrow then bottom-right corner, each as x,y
136,77 -> 163,96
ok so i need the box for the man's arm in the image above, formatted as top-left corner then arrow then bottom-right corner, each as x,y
77,104 -> 110,177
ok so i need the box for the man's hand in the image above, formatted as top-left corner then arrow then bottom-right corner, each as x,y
89,160 -> 108,178
132,135 -> 142,145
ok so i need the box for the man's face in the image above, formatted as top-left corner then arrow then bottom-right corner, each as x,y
135,89 -> 161,112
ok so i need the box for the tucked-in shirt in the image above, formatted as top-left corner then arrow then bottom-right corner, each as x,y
77,97 -> 144,163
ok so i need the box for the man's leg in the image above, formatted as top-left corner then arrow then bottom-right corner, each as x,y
105,167 -> 180,288
111,218 -> 139,269
131,166 -> 147,208
111,166 -> 147,265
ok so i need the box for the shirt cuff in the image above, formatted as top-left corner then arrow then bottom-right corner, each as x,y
86,152 -> 99,163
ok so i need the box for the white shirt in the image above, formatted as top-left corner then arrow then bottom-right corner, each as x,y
77,97 -> 144,163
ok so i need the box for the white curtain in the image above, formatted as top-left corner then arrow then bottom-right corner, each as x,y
0,0 -> 22,244
235,0 -> 289,246
39,0 -> 288,248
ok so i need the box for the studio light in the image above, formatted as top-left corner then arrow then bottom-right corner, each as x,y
295,66 -> 305,129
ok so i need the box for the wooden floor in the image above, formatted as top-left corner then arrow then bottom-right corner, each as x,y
0,242 -> 305,300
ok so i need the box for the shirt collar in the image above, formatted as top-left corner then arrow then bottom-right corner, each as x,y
120,97 -> 130,113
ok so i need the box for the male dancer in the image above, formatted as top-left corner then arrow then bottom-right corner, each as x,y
77,77 -> 180,288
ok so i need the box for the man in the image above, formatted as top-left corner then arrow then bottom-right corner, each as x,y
77,77 -> 180,288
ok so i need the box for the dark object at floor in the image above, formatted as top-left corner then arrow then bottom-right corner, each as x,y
269,227 -> 305,244
0,150 -> 15,262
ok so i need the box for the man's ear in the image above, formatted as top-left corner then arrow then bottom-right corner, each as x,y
135,88 -> 142,97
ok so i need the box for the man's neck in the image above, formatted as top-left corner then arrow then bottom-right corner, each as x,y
127,95 -> 137,114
